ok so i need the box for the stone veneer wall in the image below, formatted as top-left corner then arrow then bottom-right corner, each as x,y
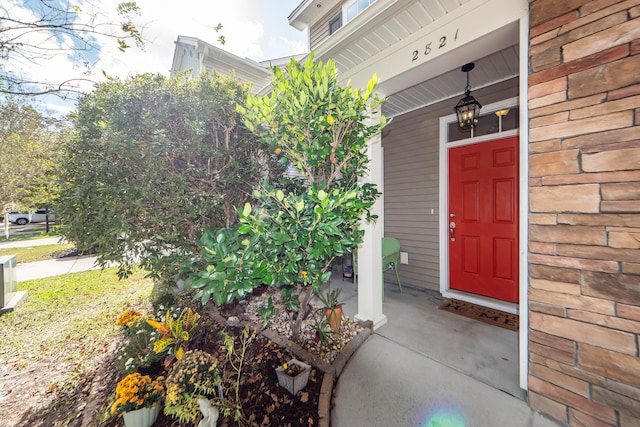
527,0 -> 640,426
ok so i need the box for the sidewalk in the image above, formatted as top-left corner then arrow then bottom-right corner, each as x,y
0,237 -> 102,282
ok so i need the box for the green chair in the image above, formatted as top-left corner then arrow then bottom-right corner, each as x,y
382,237 -> 403,300
351,237 -> 403,300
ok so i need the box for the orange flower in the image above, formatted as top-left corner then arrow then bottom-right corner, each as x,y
301,271 -> 308,279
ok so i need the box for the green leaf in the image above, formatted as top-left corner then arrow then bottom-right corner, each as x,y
242,203 -> 252,217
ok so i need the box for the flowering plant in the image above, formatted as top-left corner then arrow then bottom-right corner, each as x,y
147,307 -> 201,360
116,317 -> 164,375
116,308 -> 143,328
110,372 -> 164,415
164,349 -> 221,423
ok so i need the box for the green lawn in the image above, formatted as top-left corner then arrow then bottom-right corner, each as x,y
0,268 -> 154,371
0,243 -> 75,263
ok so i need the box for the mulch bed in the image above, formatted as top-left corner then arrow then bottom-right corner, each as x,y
15,303 -> 326,427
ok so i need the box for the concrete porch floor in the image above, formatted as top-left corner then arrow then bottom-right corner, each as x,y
322,275 -> 565,427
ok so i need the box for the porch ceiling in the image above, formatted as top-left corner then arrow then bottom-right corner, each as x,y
382,44 -> 520,118
306,0 -> 520,118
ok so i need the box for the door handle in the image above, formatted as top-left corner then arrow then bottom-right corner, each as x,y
449,221 -> 456,242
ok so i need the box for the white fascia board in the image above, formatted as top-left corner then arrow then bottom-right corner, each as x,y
289,0 -> 344,31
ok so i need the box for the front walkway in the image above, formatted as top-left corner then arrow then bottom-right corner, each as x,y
326,277 -> 565,427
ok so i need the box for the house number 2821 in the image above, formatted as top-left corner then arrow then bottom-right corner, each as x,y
411,29 -> 459,62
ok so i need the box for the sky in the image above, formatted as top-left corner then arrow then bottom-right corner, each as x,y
5,0 -> 308,114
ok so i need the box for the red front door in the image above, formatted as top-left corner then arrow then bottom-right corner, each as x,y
448,136 -> 519,302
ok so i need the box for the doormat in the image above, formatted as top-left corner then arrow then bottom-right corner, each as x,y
438,298 -> 519,331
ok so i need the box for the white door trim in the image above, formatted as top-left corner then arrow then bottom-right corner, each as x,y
439,96 -> 528,390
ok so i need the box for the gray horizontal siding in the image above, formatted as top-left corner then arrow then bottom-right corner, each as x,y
382,77 -> 519,292
310,2 -> 344,50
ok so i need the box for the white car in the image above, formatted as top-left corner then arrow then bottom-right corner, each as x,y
8,209 -> 56,225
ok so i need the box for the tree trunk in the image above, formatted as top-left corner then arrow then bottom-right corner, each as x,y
291,286 -> 314,343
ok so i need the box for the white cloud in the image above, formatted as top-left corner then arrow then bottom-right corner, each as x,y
3,1 -> 306,112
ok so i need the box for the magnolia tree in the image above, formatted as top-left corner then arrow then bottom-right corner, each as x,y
189,55 -> 387,341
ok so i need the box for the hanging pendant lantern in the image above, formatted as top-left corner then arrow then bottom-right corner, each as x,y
454,63 -> 482,130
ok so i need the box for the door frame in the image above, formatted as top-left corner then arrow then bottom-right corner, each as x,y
439,96 -> 528,392
439,97 -> 520,312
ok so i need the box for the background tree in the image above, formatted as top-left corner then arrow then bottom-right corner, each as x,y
0,96 -> 65,211
58,71 -> 278,281
189,55 -> 386,341
0,1 -> 143,97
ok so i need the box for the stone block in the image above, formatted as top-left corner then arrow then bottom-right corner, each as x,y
531,28 -> 561,46
530,301 -> 568,317
529,91 -> 567,110
530,224 -> 605,245
582,147 -> 640,172
564,18 -> 640,62
531,45 -> 563,73
529,213 -> 558,225
530,150 -> 579,176
530,288 -> 615,315
530,329 -> 576,353
608,379 -> 640,401
529,391 -> 569,424
608,83 -> 640,101
563,127 -> 639,149
608,231 -> 640,249
601,182 -> 640,201
529,77 -> 567,99
621,411 -> 640,427
530,312 -> 636,355
529,341 -> 575,365
530,45 -> 628,86
530,0 -> 587,27
582,271 -> 640,306
558,213 -> 640,227
567,309 -> 640,334
530,111 -> 632,142
531,278 -> 580,294
568,408 -> 617,427
530,111 -> 569,128
569,55 -> 640,98
579,343 -> 640,388
571,94 -> 640,120
530,184 -> 600,213
531,10 -> 577,39
557,244 -> 640,263
601,201 -> 640,213
622,262 -> 640,275
579,0 -> 635,15
529,253 -> 619,272
530,263 -> 581,282
529,241 -> 556,254
617,304 -> 640,321
528,376 -> 618,423
529,139 -> 562,154
542,170 -> 640,186
531,363 -> 590,397
529,94 -> 604,119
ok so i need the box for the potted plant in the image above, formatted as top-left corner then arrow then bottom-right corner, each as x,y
316,287 -> 343,329
275,359 -> 312,395
111,372 -> 164,427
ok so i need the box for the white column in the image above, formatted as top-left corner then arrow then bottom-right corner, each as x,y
355,107 -> 387,329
